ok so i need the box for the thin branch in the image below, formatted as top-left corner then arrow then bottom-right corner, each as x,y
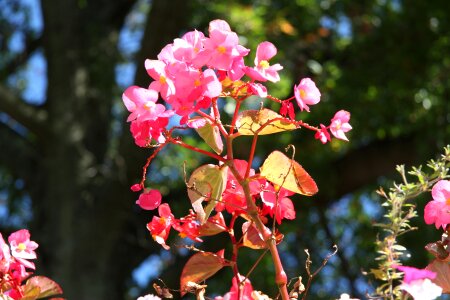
0,84 -> 48,137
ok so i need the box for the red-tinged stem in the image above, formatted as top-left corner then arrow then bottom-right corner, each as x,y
169,138 -> 226,163
227,163 -> 289,300
140,143 -> 168,187
245,134 -> 259,178
228,212 -> 243,300
229,98 -> 242,136
266,95 -> 295,103
196,107 -> 228,138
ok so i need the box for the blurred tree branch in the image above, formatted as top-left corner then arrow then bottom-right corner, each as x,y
0,84 -> 47,137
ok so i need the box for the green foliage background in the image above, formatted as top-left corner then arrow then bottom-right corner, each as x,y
0,0 -> 449,299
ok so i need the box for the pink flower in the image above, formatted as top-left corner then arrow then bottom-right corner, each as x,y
136,189 -> 162,210
294,78 -> 321,112
260,183 -> 296,224
217,160 -> 263,214
8,229 -> 38,261
393,265 -> 442,300
145,60 -> 176,101
424,180 -> 450,229
130,183 -> 143,192
280,101 -> 295,120
203,20 -> 243,70
329,110 -> 352,141
122,86 -> 168,122
130,118 -> 169,146
245,41 -> 283,82
315,124 -> 331,144
147,203 -> 176,250
248,82 -> 268,98
220,274 -> 254,300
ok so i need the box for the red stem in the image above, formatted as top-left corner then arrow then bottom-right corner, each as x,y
227,162 -> 289,300
169,138 -> 226,163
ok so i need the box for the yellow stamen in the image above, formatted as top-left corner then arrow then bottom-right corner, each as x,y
299,89 -> 307,99
259,60 -> 270,69
194,79 -> 202,87
159,75 -> 167,85
159,217 -> 166,224
217,46 -> 226,54
17,243 -> 26,251
179,232 -> 187,239
144,102 -> 154,111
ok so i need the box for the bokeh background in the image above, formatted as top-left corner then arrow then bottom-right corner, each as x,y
0,0 -> 449,299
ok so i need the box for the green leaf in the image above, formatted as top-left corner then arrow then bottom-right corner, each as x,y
187,164 -> 228,223
194,117 -> 223,154
236,109 -> 297,135
260,151 -> 318,196
180,250 -> 227,296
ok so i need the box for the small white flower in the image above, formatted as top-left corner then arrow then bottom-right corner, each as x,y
137,294 -> 161,300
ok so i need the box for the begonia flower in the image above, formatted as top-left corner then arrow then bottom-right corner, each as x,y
136,189 -> 162,210
280,101 -> 295,120
217,160 -> 263,214
147,203 -> 176,250
424,180 -> 450,229
220,273 -> 254,300
294,78 -> 321,112
260,183 -> 296,224
145,59 -> 176,101
315,124 -> 331,144
130,118 -> 168,146
122,86 -> 168,122
137,294 -> 161,300
8,229 -> 38,261
203,20 -> 243,70
329,110 -> 352,141
245,41 -> 283,82
393,265 -> 442,300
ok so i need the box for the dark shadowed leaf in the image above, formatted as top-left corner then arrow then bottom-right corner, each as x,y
180,250 -> 227,296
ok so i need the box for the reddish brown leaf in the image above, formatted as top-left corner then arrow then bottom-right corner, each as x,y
427,259 -> 450,293
23,276 -> 63,299
242,221 -> 266,249
198,212 -> 227,236
180,250 -> 227,296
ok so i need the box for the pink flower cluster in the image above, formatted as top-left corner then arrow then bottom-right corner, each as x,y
424,180 -> 450,229
0,229 -> 38,299
393,265 -> 442,300
122,19 -> 352,148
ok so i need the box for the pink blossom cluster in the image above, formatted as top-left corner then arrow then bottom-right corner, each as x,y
122,19 -> 351,148
424,179 -> 450,229
393,265 -> 442,300
0,229 -> 38,299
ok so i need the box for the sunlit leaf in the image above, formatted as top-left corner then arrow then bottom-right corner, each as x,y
187,164 -> 228,223
242,221 -> 266,249
260,151 -> 318,196
198,212 -> 227,236
427,259 -> 450,293
236,109 -> 297,135
194,117 -> 223,154
180,250 -> 227,296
